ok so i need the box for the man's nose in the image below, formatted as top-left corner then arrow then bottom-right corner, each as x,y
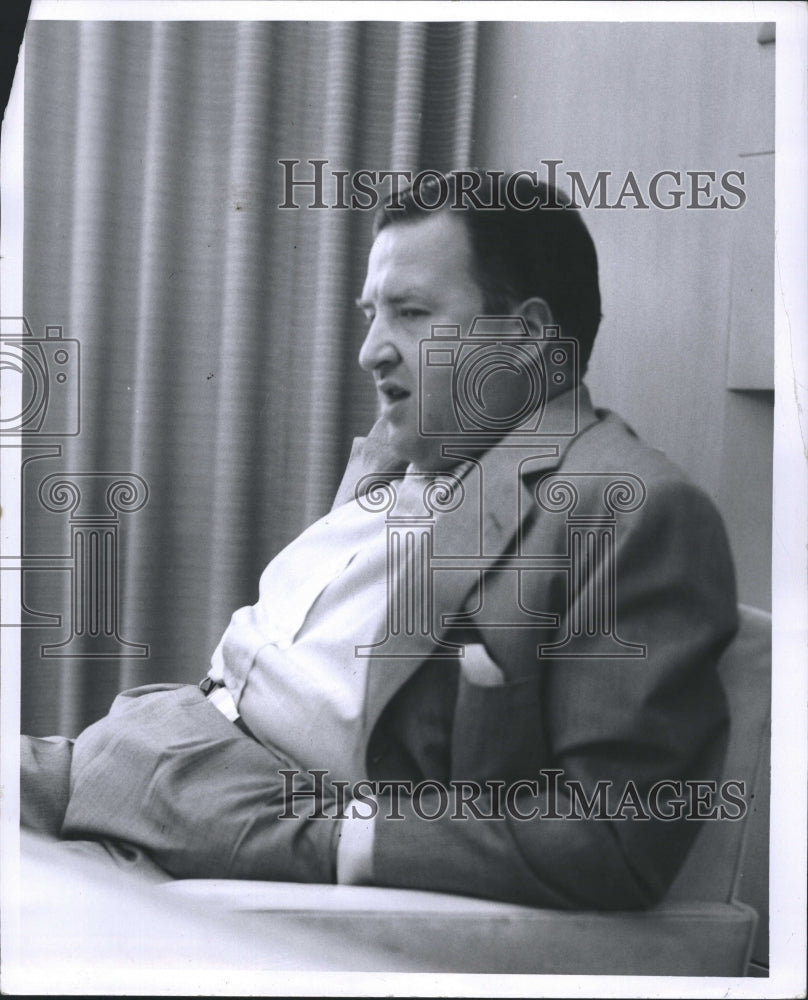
358,317 -> 400,372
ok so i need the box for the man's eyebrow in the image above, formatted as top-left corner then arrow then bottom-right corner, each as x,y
355,290 -> 426,310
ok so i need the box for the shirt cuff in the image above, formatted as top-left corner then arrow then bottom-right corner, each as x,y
335,806 -> 376,885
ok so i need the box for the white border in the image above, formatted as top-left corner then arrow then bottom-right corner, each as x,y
2,2 -> 806,997
769,1 -> 808,994
21,0 -> 798,24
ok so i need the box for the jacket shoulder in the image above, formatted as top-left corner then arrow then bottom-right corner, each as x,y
564,407 -> 711,495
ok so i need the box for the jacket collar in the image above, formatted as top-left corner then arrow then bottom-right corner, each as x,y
333,383 -> 597,511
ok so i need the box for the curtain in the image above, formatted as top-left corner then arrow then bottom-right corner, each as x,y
20,19 -> 479,736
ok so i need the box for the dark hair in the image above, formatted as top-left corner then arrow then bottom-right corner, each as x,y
373,171 -> 602,372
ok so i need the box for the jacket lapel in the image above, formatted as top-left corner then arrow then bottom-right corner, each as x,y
348,385 -> 600,739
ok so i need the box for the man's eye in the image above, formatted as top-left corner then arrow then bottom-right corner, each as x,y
400,308 -> 428,319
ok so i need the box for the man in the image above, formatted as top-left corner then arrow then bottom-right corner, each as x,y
22,173 -> 737,910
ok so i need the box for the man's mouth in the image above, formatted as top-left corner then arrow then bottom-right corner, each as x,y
377,381 -> 411,405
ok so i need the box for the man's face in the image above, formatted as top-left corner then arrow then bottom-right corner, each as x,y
357,211 -> 486,472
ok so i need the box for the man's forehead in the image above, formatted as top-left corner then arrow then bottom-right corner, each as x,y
363,211 -> 475,293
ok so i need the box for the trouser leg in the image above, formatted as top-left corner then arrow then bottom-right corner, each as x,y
21,735 -> 74,837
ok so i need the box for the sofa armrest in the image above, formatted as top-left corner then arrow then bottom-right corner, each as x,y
162,880 -> 757,976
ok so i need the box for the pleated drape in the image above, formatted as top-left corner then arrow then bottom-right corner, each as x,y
20,20 -> 480,736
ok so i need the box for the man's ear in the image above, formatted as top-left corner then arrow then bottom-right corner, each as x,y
517,297 -> 555,337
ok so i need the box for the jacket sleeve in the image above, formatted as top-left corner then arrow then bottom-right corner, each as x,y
61,683 -> 341,884
370,476 -> 738,910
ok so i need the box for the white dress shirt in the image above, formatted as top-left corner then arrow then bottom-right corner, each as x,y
208,470 -> 445,782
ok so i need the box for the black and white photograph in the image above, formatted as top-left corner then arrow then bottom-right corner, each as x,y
1,2 -> 805,996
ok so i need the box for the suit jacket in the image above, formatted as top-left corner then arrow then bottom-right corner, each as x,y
332,384 -> 737,910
